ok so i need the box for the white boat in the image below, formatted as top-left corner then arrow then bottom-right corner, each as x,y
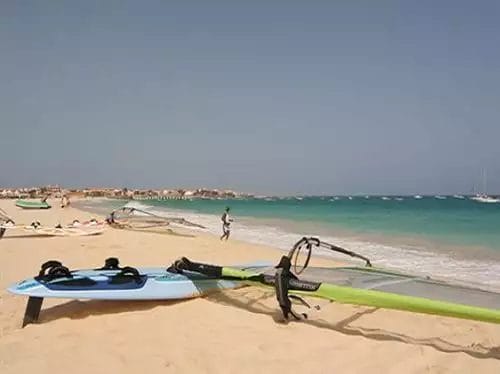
434,195 -> 446,200
414,195 -> 423,199
470,194 -> 500,203
453,194 -> 465,199
471,169 -> 499,203
381,196 -> 391,201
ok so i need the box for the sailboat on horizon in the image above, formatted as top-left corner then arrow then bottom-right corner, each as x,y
470,168 -> 499,203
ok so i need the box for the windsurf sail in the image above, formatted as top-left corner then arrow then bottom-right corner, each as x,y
0,208 -> 13,223
169,237 -> 500,324
0,208 -> 15,238
107,207 -> 206,231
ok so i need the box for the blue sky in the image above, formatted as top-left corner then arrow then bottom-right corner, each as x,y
1,1 -> 499,195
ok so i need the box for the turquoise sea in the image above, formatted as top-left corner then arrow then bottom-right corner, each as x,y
76,195 -> 500,290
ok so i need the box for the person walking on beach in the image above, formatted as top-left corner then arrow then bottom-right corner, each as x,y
60,195 -> 70,208
220,207 -> 233,241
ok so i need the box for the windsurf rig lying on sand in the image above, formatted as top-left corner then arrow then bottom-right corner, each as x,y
169,237 -> 500,324
105,207 -> 206,234
8,237 -> 500,327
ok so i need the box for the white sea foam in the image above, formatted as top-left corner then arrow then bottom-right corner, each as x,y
123,201 -> 500,292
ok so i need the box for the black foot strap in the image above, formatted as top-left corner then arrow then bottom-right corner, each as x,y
99,257 -> 121,270
22,297 -> 44,327
167,257 -> 223,278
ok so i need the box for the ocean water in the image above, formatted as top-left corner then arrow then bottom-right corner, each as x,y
75,196 -> 500,291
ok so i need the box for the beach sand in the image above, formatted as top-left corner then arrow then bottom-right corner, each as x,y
1,199 -> 500,373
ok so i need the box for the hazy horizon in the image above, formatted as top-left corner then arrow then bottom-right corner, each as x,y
1,1 -> 499,195
0,185 -> 496,198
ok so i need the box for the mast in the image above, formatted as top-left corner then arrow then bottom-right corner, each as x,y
482,168 -> 488,196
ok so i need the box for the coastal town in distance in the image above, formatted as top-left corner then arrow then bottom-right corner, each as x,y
0,185 -> 252,200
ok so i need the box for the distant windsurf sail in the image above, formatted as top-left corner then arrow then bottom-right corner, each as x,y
0,208 -> 14,238
107,207 -> 206,231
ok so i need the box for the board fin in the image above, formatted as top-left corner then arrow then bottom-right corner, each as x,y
22,296 -> 44,327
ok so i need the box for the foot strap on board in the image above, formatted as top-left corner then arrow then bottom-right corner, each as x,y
98,257 -> 121,270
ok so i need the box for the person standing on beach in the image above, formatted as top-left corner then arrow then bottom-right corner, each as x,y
220,207 -> 233,241
60,195 -> 70,208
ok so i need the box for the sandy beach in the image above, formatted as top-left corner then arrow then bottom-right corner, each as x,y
1,199 -> 500,373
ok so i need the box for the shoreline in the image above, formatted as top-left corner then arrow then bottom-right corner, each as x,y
72,198 -> 500,292
106,196 -> 500,252
73,196 -> 500,259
